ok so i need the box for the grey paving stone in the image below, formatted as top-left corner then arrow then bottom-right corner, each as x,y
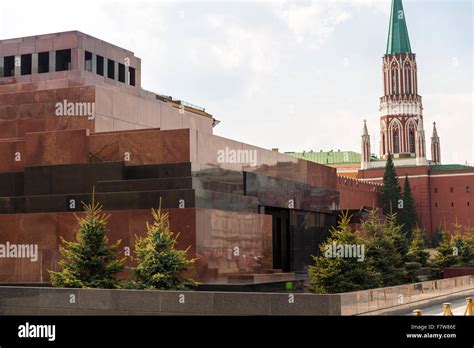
270,293 -> 333,315
77,288 -> 111,310
213,292 -> 270,315
0,287 -> 40,307
110,289 -> 161,312
160,291 -> 213,314
39,288 -> 79,309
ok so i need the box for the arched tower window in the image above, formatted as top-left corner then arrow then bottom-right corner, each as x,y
406,119 -> 417,154
392,69 -> 398,94
389,119 -> 402,154
382,133 -> 386,155
406,64 -> 412,95
404,61 -> 411,95
391,60 -> 399,95
409,127 -> 415,153
393,128 -> 400,153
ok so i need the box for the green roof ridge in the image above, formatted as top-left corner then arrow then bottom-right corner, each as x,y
386,0 -> 412,54
430,164 -> 474,171
285,151 -> 361,165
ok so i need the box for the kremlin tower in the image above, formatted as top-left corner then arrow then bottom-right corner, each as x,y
358,0 -> 474,237
361,0 -> 439,169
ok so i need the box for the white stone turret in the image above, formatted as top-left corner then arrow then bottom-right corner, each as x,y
431,122 -> 441,164
361,119 -> 371,169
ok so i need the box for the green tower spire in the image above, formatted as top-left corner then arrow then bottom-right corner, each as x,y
386,0 -> 412,55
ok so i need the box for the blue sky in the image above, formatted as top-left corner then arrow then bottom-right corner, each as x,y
1,0 -> 472,164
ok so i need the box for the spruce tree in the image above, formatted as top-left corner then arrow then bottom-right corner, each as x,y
429,228 -> 457,279
407,227 -> 429,267
450,224 -> 474,267
381,154 -> 401,216
308,212 -> 381,293
49,193 -> 125,288
131,204 -> 197,290
386,213 -> 410,260
399,175 -> 417,239
362,210 -> 407,286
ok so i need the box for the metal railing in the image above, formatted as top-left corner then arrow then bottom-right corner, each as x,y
340,275 -> 474,315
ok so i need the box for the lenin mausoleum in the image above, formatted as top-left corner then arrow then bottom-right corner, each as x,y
0,30 -> 381,285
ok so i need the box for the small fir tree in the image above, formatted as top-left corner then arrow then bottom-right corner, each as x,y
407,227 -> 429,267
361,210 -> 407,286
49,193 -> 125,288
381,154 -> 401,216
450,223 -> 474,267
131,203 -> 197,290
308,212 -> 381,294
398,175 -> 417,239
384,213 -> 422,282
429,228 -> 458,279
386,213 -> 410,261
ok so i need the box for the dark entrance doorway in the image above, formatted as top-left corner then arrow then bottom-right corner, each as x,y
264,206 -> 290,272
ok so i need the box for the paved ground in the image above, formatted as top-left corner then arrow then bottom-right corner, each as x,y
406,292 -> 474,316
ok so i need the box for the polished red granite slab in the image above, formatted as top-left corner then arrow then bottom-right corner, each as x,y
89,128 -> 190,165
26,129 -> 89,166
0,208 -> 272,283
0,139 -> 25,173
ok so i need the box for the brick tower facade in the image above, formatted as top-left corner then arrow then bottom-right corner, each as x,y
379,0 -> 427,165
358,0 -> 474,238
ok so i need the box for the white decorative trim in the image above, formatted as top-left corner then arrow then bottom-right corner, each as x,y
365,157 -> 418,170
380,100 -> 422,117
415,157 -> 428,166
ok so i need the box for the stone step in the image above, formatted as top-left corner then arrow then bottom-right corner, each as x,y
0,188 -> 259,214
125,162 -> 191,180
24,161 -> 124,196
97,177 -> 192,193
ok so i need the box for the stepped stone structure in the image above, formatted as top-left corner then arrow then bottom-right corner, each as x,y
0,31 -> 383,285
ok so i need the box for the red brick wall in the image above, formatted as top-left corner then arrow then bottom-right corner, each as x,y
430,170 -> 474,232
358,166 -> 474,238
358,166 -> 433,237
337,176 -> 382,210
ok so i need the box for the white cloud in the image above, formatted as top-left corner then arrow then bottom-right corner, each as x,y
424,93 -> 473,164
186,13 -> 282,97
273,1 -> 350,47
272,0 -> 390,47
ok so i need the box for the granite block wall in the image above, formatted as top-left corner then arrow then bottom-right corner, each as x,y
0,286 -> 343,315
0,208 -> 272,283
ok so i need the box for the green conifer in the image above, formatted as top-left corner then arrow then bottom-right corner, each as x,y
407,227 -> 429,267
308,212 -> 381,293
381,154 -> 401,216
399,175 -> 417,238
49,193 -> 125,288
131,203 -> 197,290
